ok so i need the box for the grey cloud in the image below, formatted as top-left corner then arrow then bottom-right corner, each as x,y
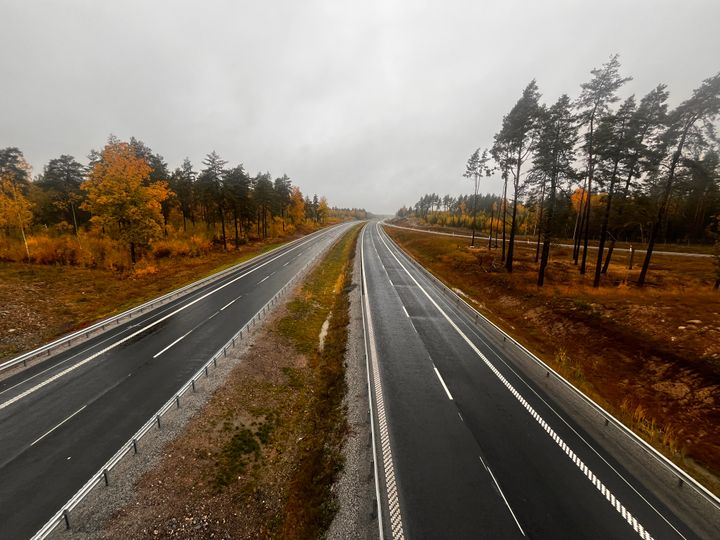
1,0 -> 718,213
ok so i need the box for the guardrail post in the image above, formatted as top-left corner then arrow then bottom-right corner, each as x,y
63,509 -> 71,529
103,468 -> 109,486
176,396 -> 181,409
204,365 -> 209,377
156,414 -> 161,429
192,379 -> 196,392
133,438 -> 138,453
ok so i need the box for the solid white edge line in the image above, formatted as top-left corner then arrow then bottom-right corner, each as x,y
487,466 -> 527,537
433,366 -> 453,400
31,405 -> 87,447
0,231 -> 325,413
384,224 -> 720,521
361,226 -> 386,540
401,305 -> 409,318
375,224 -> 656,540
362,225 -> 405,539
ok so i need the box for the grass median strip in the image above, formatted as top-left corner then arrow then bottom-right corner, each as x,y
102,224 -> 361,539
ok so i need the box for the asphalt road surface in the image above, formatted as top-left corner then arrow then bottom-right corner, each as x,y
0,223 -> 352,539
361,221 -> 720,539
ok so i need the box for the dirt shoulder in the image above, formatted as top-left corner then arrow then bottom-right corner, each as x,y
51,224 -> 366,540
385,223 -> 720,496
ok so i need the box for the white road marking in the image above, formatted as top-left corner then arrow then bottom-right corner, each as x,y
401,305 -> 409,318
258,275 -> 270,284
376,225 -> 656,540
0,232 -> 323,412
430,289 -> 690,538
392,236 -> 691,537
220,295 -> 241,311
31,405 -> 87,447
283,261 -> 290,267
153,332 -> 192,359
361,227 -> 405,540
433,366 -> 453,400
488,466 -> 526,537
153,311 -> 219,358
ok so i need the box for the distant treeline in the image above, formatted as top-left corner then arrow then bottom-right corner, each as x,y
0,136 -> 366,269
399,56 -> 720,287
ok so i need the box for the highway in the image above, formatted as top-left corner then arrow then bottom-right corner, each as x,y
0,223 -> 352,539
361,221 -> 720,539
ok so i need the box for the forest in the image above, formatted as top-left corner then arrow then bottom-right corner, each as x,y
397,56 -> 720,288
0,137 -> 366,271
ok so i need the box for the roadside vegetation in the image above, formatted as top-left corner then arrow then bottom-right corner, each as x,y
390,57 -> 720,493
1,238 -> 285,361
104,224 -> 361,539
385,225 -> 720,494
397,57 -> 720,288
0,138 -> 366,361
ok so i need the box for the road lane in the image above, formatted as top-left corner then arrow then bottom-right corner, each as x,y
362,224 -> 524,539
363,221 -> 719,539
0,223 -> 353,539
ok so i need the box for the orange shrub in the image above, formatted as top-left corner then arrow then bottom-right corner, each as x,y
152,235 -> 212,258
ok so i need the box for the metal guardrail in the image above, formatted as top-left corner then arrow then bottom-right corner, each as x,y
378,224 -> 720,511
31,249 -> 325,539
1,228 -> 333,376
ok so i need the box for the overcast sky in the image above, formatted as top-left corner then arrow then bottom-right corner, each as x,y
2,1 -> 718,214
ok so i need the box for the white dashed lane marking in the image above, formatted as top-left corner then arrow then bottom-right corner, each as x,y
376,225 -> 656,540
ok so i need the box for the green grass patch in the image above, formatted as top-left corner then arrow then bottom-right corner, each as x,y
276,223 -> 361,539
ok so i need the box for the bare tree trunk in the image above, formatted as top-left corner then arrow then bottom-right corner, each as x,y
219,206 -> 227,251
488,203 -> 495,250
501,175 -> 508,261
70,201 -> 79,237
233,208 -> 239,248
602,240 -> 615,274
593,161 -> 620,287
505,155 -> 522,273
470,175 -> 478,247
638,124 -> 691,286
535,181 -> 545,263
572,184 -> 587,264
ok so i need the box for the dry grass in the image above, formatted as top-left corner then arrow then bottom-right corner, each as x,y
0,235 -> 300,362
385,223 -> 720,495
